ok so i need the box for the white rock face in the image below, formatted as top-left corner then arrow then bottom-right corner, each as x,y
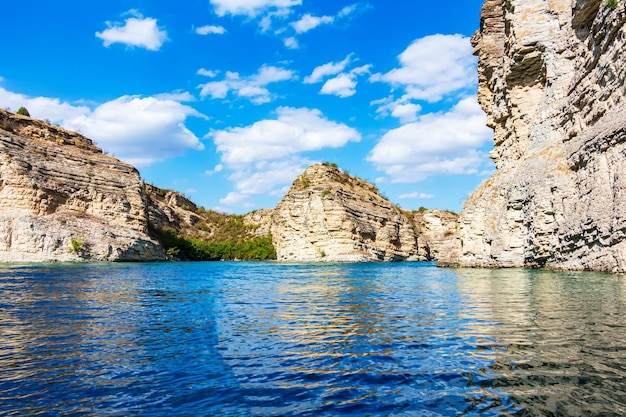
271,164 -> 421,262
271,164 -> 460,262
451,0 -> 626,272
414,210 -> 460,263
0,110 -> 165,262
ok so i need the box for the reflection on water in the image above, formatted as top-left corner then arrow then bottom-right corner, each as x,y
1,263 -> 625,415
457,268 -> 626,415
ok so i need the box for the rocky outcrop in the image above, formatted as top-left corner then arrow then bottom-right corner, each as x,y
450,0 -> 626,272
271,163 -> 445,262
0,109 -> 165,261
413,209 -> 460,263
244,208 -> 274,237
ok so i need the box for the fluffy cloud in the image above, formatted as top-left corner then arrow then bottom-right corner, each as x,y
0,87 -> 205,166
368,97 -> 492,182
220,158 -> 309,207
96,10 -> 168,51
195,25 -> 226,35
154,90 -> 195,102
290,14 -> 334,34
372,34 -> 476,102
198,65 -> 296,104
305,55 -> 352,84
210,107 -> 360,165
209,107 -> 360,208
66,96 -> 205,166
320,74 -> 356,98
0,87 -> 90,122
372,97 -> 422,123
197,68 -> 219,77
283,37 -> 299,49
209,0 -> 301,17
305,57 -> 370,98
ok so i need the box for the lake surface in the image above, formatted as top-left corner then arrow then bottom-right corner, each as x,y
1,262 -> 625,416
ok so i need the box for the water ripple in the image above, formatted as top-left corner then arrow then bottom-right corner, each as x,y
1,263 -> 626,415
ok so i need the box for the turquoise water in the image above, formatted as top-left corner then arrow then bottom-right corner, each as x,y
1,262 -> 625,416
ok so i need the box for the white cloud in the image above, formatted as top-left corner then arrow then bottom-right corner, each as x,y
305,55 -> 352,83
0,87 -> 205,166
154,90 -> 195,102
210,0 -> 301,17
228,159 -> 308,196
0,87 -> 90,122
372,97 -> 422,123
209,107 -> 360,209
338,4 -> 359,17
259,8 -> 293,32
197,68 -> 219,77
96,10 -> 168,51
210,107 -> 360,166
283,36 -> 299,49
195,25 -> 226,35
198,65 -> 296,104
219,191 -> 255,208
371,34 -> 476,103
290,14 -> 334,34
321,74 -> 356,98
368,97 -> 492,182
307,57 -> 371,98
390,103 -> 422,123
66,96 -> 205,166
205,164 -> 224,175
218,158 -> 313,209
399,192 -> 434,199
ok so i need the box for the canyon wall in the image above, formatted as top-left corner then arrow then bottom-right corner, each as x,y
0,109 -> 165,261
450,0 -> 626,272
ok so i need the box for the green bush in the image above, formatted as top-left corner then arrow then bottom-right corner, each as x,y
69,237 -> 83,254
155,228 -> 276,261
607,0 -> 619,9
16,107 -> 30,117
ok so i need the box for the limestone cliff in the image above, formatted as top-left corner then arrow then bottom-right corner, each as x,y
0,109 -> 165,261
451,0 -> 626,272
0,108 -> 277,263
271,163 -> 457,262
413,209 -> 460,263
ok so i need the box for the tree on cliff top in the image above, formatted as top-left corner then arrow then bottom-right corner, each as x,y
16,107 -> 30,117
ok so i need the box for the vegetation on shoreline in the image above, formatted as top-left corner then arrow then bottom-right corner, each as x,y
154,227 -> 276,261
147,185 -> 277,261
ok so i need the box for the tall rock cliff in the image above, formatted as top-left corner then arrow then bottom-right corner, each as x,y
271,163 -> 459,262
271,164 -> 419,261
0,109 -> 165,261
451,0 -> 626,272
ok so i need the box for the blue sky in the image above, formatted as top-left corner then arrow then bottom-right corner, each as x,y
0,0 -> 493,214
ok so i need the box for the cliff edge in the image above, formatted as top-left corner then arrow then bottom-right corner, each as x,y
0,109 -> 165,261
271,163 -> 458,262
449,0 -> 626,272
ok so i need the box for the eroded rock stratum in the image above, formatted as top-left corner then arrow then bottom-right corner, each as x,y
447,0 -> 626,272
0,109 -> 165,261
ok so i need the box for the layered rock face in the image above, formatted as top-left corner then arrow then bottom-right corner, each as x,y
271,164 -> 445,262
413,209 -> 460,263
0,109 -> 165,261
452,0 -> 626,272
